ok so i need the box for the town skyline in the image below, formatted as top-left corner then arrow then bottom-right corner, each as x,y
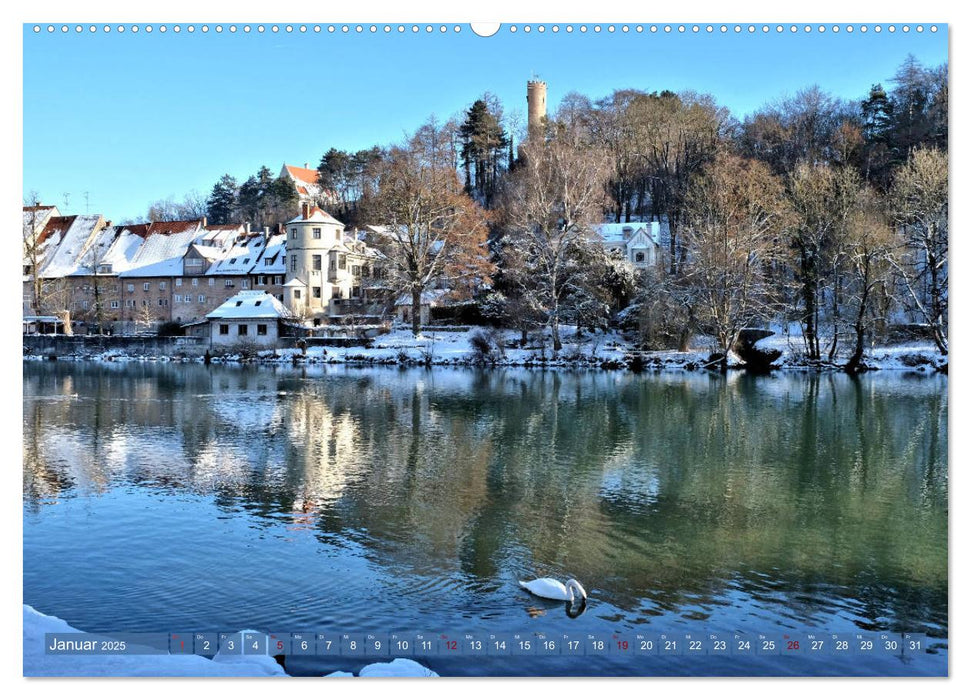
23,23 -> 947,222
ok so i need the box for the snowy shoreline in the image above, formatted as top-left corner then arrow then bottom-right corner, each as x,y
23,605 -> 437,678
22,326 -> 948,375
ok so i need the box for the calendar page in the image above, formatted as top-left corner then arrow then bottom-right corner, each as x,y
20,9 -> 949,683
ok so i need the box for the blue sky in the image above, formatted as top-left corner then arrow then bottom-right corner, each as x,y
23,23 -> 948,222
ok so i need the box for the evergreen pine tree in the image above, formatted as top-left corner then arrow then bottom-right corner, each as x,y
205,174 -> 239,225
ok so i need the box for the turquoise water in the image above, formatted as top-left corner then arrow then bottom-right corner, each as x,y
23,362 -> 948,676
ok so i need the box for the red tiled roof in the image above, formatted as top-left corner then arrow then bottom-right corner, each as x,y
121,223 -> 151,238
284,164 -> 320,185
145,219 -> 203,236
37,215 -> 77,245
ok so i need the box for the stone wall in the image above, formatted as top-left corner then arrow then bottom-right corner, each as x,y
23,335 -> 207,358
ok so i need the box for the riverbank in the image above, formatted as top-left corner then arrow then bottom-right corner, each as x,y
23,326 -> 947,374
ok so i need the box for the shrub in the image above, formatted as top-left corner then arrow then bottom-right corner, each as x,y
469,328 -> 505,364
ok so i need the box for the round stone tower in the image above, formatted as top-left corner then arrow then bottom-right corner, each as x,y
283,202 -> 345,317
527,80 -> 547,137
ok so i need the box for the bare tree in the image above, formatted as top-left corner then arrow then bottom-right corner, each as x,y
679,153 -> 791,370
628,91 -> 732,273
889,147 -> 948,354
500,127 -> 612,353
22,192 -> 46,314
78,232 -> 118,334
843,182 -> 895,372
361,118 -> 492,336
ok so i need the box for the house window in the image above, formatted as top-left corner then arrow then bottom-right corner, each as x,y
192,278 -> 199,287
290,228 -> 297,238
291,255 -> 297,272
176,278 -> 183,287
313,228 -> 321,239
219,324 -> 229,335
274,275 -> 282,285
312,286 -> 321,298
294,289 -> 302,300
257,324 -> 268,336
159,281 -> 166,290
198,295 -> 205,302
159,299 -> 168,306
313,254 -> 322,271
352,265 -> 361,276
332,286 -> 342,299
143,282 -> 150,291
238,324 -> 248,336
127,284 -> 134,292
209,278 -> 215,286
110,300 -> 120,309
174,295 -> 182,302
126,300 -> 135,308
329,258 -> 336,270
80,300 -> 89,310
352,286 -> 361,298
634,252 -> 645,263
225,279 -> 234,288
257,275 -> 266,286
338,254 -> 346,270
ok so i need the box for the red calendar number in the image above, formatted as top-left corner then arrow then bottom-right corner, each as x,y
787,641 -> 800,650
446,641 -> 458,651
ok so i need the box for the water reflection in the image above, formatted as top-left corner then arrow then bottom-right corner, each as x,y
24,362 -> 947,644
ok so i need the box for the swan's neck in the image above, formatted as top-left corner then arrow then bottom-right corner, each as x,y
566,579 -> 586,602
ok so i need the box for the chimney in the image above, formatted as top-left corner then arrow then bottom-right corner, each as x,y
304,162 -> 310,170
301,202 -> 311,220
201,216 -> 208,228
263,225 -> 270,247
245,222 -> 251,234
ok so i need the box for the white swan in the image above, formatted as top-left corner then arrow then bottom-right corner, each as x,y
519,578 -> 587,604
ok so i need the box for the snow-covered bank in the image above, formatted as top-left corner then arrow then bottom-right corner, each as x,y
24,606 -> 439,677
23,326 -> 947,374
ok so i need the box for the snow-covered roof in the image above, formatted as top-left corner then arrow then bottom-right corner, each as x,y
23,205 -> 59,236
118,224 -> 202,278
394,289 -> 448,306
256,233 -> 287,274
37,215 -> 105,278
596,222 -> 661,246
206,235 -> 266,276
206,291 -> 292,320
287,206 -> 343,226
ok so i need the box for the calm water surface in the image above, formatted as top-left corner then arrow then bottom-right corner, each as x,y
23,362 -> 948,676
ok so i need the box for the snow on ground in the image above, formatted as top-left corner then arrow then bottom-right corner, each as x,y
24,324 -> 947,373
326,659 -> 439,677
24,606 -> 439,678
23,606 -> 285,677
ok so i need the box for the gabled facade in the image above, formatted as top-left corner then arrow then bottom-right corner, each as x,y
596,222 -> 662,269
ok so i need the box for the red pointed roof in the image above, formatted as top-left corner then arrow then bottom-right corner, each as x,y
284,164 -> 319,185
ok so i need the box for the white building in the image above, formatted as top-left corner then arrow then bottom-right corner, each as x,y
595,222 -> 662,269
282,203 -> 382,321
206,290 -> 292,347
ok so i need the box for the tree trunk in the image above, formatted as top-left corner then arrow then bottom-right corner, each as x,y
411,287 -> 421,337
